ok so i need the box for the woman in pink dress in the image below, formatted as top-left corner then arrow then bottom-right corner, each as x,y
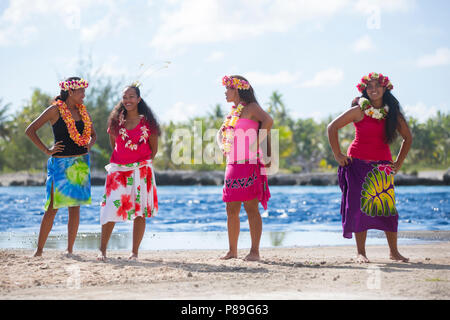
218,75 -> 273,261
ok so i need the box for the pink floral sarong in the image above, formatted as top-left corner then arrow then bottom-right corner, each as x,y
223,159 -> 270,210
100,160 -> 158,225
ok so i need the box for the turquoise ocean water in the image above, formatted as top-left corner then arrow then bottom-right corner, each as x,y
0,185 -> 448,250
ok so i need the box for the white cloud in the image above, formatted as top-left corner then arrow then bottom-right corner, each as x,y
206,51 -> 225,62
150,0 -> 350,51
0,24 -> 37,46
353,0 -> 414,14
80,11 -> 129,43
403,102 -> 441,122
245,71 -> 301,87
353,35 -> 374,53
161,101 -> 202,123
299,68 -> 344,88
96,56 -> 129,78
0,0 -> 109,46
417,48 -> 450,68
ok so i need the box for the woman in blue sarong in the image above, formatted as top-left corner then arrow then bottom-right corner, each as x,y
26,77 -> 96,257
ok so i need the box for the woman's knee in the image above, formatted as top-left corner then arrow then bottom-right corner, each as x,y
226,202 -> 241,216
243,200 -> 259,215
44,208 -> 58,217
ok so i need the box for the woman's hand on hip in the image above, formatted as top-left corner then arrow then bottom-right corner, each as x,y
46,141 -> 65,156
335,153 -> 352,167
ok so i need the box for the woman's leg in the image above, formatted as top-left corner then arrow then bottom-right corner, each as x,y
221,201 -> 242,259
385,231 -> 409,262
98,222 -> 115,260
130,217 -> 146,259
33,184 -> 58,257
355,231 -> 370,263
243,198 -> 262,261
66,206 -> 80,255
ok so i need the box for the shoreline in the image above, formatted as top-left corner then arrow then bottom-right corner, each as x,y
1,230 -> 449,251
0,169 -> 449,186
1,241 -> 449,300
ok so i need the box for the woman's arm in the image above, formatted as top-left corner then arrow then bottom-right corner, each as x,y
149,134 -> 158,160
391,115 -> 412,173
86,113 -> 97,151
108,133 -> 116,150
327,106 -> 363,166
249,103 -> 273,162
25,105 -> 64,156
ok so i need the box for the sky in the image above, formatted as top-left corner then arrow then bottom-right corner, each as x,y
0,0 -> 449,124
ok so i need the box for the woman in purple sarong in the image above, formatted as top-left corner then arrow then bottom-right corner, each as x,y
327,72 -> 412,263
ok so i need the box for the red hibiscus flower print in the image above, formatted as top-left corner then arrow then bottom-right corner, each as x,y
117,170 -> 133,187
105,172 -> 120,196
139,166 -> 147,179
135,202 -> 141,215
117,194 -> 133,219
153,186 -> 158,211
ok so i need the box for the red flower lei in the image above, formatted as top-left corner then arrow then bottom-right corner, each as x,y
56,100 -> 92,146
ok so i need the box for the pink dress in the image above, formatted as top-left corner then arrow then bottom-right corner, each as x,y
222,118 -> 271,209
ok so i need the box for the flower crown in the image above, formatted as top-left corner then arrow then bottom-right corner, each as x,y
222,75 -> 250,90
356,72 -> 393,93
59,78 -> 89,91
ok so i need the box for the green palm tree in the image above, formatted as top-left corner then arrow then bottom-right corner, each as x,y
267,91 -> 288,125
207,103 -> 224,120
0,100 -> 11,139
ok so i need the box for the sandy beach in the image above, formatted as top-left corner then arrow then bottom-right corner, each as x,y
1,241 -> 449,300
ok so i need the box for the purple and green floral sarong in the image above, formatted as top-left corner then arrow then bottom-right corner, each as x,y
338,158 -> 398,239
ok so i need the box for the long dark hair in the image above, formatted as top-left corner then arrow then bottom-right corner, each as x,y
108,85 -> 161,136
231,75 -> 258,104
352,90 -> 405,144
54,76 -> 81,102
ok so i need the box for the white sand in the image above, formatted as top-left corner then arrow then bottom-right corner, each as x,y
1,242 -> 449,300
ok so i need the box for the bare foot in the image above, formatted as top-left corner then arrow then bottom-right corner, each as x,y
97,252 -> 107,262
128,253 -> 138,261
390,251 -> 409,262
244,251 -> 260,262
220,251 -> 237,260
64,250 -> 75,258
32,249 -> 43,258
355,253 -> 370,263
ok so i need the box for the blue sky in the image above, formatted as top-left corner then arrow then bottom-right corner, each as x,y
1,0 -> 449,124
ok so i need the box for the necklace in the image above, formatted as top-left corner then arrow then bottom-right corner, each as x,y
118,117 -> 150,151
359,97 -> 389,120
219,102 -> 246,155
56,100 -> 92,146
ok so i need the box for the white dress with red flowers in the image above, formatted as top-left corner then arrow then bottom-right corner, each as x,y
100,160 -> 158,225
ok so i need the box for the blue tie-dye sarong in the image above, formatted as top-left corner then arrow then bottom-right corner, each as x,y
45,154 -> 91,210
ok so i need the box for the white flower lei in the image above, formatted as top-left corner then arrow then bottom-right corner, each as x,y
118,117 -> 150,151
358,97 -> 389,120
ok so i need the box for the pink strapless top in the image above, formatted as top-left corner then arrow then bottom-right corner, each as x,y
347,115 -> 392,162
226,118 -> 260,163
